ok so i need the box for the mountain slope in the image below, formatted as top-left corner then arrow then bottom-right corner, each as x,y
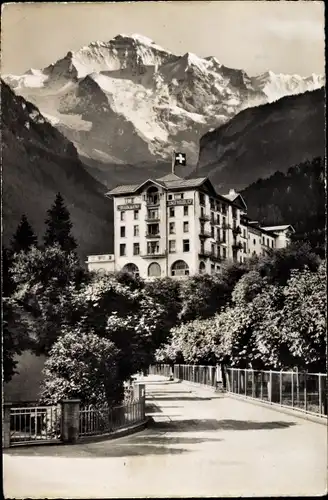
196,88 -> 325,192
1,80 -> 113,258
241,156 -> 325,256
3,34 -> 324,181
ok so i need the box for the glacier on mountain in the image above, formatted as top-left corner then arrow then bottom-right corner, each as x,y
3,33 -> 324,167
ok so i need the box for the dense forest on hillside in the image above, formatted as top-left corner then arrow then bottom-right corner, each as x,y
242,157 -> 325,257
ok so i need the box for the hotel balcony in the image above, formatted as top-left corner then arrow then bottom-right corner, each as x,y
199,214 -> 210,222
146,197 -> 160,207
199,251 -> 221,262
141,251 -> 167,259
232,242 -> 243,251
145,216 -> 160,222
145,232 -> 161,239
199,230 -> 212,239
232,225 -> 242,235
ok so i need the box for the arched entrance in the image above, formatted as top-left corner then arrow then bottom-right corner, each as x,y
171,260 -> 189,277
122,263 -> 140,277
148,262 -> 161,277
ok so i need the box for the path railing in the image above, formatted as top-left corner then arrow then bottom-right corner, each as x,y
79,399 -> 146,437
150,364 -> 327,419
4,383 -> 147,447
9,404 -> 61,445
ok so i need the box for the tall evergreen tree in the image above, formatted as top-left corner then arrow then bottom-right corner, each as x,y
10,214 -> 38,254
43,192 -> 77,253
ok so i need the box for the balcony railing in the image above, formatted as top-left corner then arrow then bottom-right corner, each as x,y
199,214 -> 210,221
199,231 -> 212,238
141,251 -> 167,259
232,242 -> 243,251
146,198 -> 160,206
145,233 -> 160,239
145,216 -> 160,222
232,225 -> 242,235
199,251 -> 221,262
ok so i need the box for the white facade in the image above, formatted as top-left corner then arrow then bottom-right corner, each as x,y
86,174 -> 294,279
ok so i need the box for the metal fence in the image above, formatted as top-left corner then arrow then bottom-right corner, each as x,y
150,364 -> 327,418
10,405 -> 61,445
150,363 -> 220,387
226,368 -> 327,418
79,398 -> 146,437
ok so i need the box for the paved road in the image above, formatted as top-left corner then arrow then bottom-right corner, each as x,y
3,376 -> 327,497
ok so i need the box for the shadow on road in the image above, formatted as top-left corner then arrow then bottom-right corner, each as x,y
148,396 -> 214,401
149,419 -> 297,432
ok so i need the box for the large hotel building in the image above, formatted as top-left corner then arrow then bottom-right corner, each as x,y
87,171 -> 294,279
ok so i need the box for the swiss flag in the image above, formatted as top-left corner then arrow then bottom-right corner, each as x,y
174,152 -> 186,166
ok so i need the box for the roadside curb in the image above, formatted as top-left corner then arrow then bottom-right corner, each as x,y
78,417 -> 151,444
225,392 -> 328,426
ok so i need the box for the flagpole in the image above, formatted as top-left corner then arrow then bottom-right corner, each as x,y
172,151 -> 175,175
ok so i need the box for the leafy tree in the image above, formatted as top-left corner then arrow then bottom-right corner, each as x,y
255,241 -> 320,285
2,246 -> 15,297
145,277 -> 182,351
40,326 -> 120,406
3,298 -> 31,382
178,262 -> 247,323
43,192 -> 77,253
281,264 -> 326,371
10,214 -> 38,254
10,244 -> 88,354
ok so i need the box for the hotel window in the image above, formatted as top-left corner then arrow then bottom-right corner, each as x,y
200,241 -> 205,254
211,226 -> 215,238
222,204 -> 227,215
120,211 -> 125,221
222,231 -> 227,243
211,243 -> 215,255
243,229 -> 247,238
133,243 -> 140,255
200,222 -> 205,234
271,240 -> 274,248
183,239 -> 190,252
148,209 -> 159,220
216,213 -> 220,225
217,245 -> 220,257
267,238 -> 269,246
199,193 -> 205,206
217,228 -> 220,241
169,240 -> 176,253
216,202 -> 221,212
147,241 -> 160,254
168,194 -> 173,200
184,206 -> 189,216
120,226 -> 126,238
211,264 -> 215,274
174,193 -> 184,200
200,207 -> 205,217
211,211 -> 215,223
134,225 -> 139,237
232,207 -> 237,219
253,239 -> 256,245
169,222 -> 175,234
183,221 -> 189,233
210,198 -> 215,210
125,197 -> 134,204
169,207 -> 175,217
120,244 -> 126,256
243,242 -> 247,253
222,247 -> 227,260
134,210 -> 139,220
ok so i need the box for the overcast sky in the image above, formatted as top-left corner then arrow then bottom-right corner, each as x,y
1,1 -> 325,77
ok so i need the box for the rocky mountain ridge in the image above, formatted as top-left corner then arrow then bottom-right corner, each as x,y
1,80 -> 113,258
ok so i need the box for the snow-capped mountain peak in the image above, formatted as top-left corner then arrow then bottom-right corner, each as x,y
3,33 -> 324,170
